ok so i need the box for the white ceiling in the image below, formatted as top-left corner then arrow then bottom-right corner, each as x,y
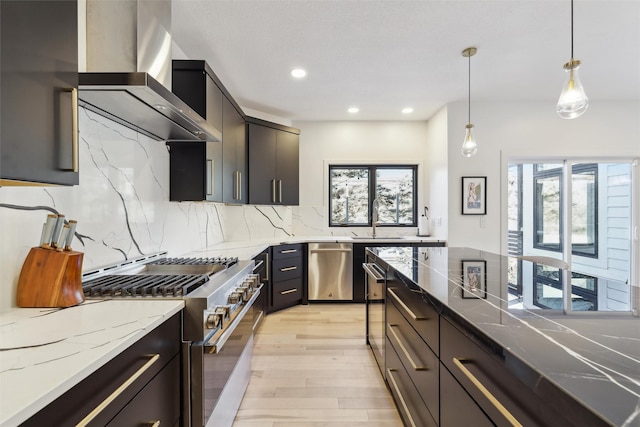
171,0 -> 640,122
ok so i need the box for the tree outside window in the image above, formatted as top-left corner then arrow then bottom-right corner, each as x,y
329,165 -> 417,227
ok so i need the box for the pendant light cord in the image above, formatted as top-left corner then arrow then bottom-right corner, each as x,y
570,0 -> 574,58
468,53 -> 471,123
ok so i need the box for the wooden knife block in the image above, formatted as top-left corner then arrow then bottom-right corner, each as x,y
16,247 -> 85,308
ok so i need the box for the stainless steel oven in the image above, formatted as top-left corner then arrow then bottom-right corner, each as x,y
190,284 -> 261,427
82,253 -> 260,427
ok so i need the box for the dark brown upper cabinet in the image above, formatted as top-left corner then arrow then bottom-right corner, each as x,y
1,0 -> 79,186
171,60 -> 246,203
247,118 -> 299,206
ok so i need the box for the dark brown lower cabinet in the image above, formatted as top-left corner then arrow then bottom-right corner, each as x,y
22,313 -> 181,427
269,243 -> 305,312
386,338 -> 437,427
439,362 -> 493,427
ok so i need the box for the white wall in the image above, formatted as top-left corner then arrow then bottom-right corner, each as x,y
291,121 -> 437,237
445,100 -> 640,255
423,107 -> 449,239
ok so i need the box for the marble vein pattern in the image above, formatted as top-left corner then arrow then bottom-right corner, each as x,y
379,247 -> 640,426
0,299 -> 183,426
0,108 -> 292,311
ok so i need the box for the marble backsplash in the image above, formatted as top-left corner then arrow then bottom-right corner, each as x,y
0,108 -> 292,310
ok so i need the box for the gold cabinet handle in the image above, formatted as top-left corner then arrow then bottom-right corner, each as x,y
265,251 -> 270,281
388,324 -> 427,371
147,422 -> 160,427
281,288 -> 297,295
238,171 -> 242,200
62,88 -> 79,172
386,369 -> 417,427
280,249 -> 297,254
271,179 -> 276,203
278,179 -> 283,203
280,266 -> 297,272
452,358 -> 523,427
76,354 -> 160,427
387,289 -> 428,321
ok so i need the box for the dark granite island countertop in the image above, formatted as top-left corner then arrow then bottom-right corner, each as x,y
367,246 -> 640,427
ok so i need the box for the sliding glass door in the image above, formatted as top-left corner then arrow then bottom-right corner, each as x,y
507,160 -> 635,313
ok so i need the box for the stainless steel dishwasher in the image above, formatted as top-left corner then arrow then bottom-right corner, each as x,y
308,243 -> 353,300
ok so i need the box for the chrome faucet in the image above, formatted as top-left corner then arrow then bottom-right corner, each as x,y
372,198 -> 379,238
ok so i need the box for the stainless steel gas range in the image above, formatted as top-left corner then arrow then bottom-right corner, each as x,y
82,252 -> 263,427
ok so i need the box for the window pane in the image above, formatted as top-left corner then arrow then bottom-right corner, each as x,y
535,163 -> 563,173
534,175 -> 561,250
330,168 -> 369,225
375,168 -> 415,225
572,165 -> 597,256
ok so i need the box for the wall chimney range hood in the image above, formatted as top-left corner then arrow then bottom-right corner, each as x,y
78,72 -> 221,142
79,0 -> 220,142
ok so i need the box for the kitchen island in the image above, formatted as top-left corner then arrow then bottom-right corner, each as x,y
367,246 -> 639,427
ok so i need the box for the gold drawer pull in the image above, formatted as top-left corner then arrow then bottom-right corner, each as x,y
148,422 -> 160,427
280,249 -> 297,254
386,369 -> 417,427
76,354 -> 160,427
280,266 -> 297,272
452,358 -> 523,427
388,324 -> 427,371
281,288 -> 298,295
388,288 -> 427,321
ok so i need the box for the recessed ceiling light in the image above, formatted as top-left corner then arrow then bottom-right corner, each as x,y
347,107 -> 359,113
291,68 -> 307,78
402,107 -> 414,114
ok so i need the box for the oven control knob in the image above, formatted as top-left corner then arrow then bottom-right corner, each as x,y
228,292 -> 241,304
206,312 -> 222,329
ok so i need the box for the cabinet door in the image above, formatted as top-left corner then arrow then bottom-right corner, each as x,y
222,96 -> 247,203
1,0 -> 79,185
276,130 -> 299,205
440,362 -> 494,427
168,142 -> 206,201
248,123 -> 277,204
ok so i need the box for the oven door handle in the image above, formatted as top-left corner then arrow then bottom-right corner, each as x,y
204,287 -> 261,354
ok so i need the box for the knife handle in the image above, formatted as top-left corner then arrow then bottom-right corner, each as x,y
65,220 -> 77,250
57,225 -> 70,252
51,214 -> 66,248
41,214 -> 57,249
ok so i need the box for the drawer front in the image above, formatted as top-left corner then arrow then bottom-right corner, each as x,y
385,338 -> 438,427
386,282 -> 439,355
106,354 -> 181,427
273,256 -> 303,282
272,277 -> 302,310
440,318 -> 578,427
387,300 -> 439,424
272,243 -> 303,260
22,313 -> 181,427
440,361 -> 493,427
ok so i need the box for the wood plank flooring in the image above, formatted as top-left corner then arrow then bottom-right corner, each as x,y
233,304 -> 403,427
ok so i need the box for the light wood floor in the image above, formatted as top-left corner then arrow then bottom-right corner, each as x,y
233,303 -> 403,427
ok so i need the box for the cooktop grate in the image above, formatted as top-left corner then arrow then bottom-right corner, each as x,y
151,257 -> 238,267
82,274 -> 209,297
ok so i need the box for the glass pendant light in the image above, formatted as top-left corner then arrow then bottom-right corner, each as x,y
557,0 -> 588,119
461,47 -> 478,157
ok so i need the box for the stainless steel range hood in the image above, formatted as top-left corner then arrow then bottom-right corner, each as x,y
79,0 -> 220,142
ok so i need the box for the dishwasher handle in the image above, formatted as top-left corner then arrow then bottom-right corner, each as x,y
362,263 -> 385,283
309,248 -> 352,254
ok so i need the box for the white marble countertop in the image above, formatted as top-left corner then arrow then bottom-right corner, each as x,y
184,235 -> 445,260
0,299 -> 184,427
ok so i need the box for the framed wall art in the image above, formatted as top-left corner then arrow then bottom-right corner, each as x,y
461,176 -> 486,215
461,260 -> 487,299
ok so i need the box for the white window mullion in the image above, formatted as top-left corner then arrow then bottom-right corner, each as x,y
562,160 -> 573,313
